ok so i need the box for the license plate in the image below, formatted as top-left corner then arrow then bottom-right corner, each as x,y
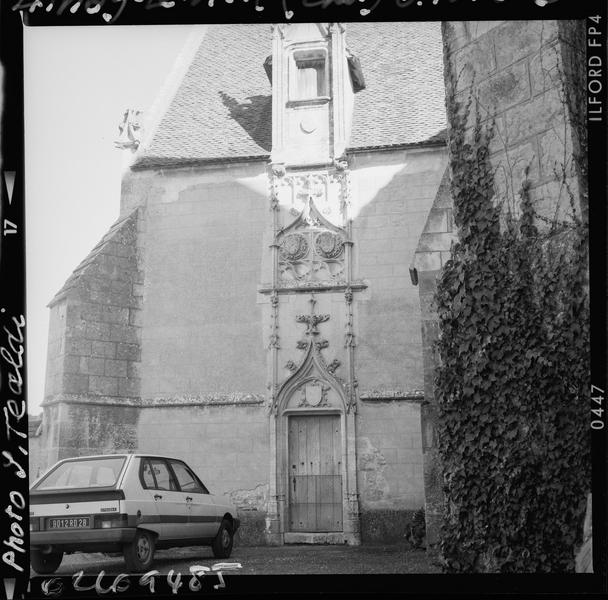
47,517 -> 90,529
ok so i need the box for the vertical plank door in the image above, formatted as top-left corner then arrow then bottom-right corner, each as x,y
288,414 -> 342,532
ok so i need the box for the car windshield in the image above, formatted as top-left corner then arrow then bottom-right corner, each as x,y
35,457 -> 126,490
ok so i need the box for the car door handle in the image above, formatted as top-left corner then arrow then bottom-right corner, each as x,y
154,494 -> 163,501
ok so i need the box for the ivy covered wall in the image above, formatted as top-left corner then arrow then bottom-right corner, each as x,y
414,20 -> 590,571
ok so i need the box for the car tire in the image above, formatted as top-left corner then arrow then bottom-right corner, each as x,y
123,529 -> 156,572
211,519 -> 234,559
31,548 -> 63,575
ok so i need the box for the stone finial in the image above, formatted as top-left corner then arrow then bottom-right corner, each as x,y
115,109 -> 143,151
295,294 -> 330,337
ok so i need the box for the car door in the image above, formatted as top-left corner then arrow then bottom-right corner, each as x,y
169,460 -> 219,540
147,458 -> 190,540
133,457 -> 164,538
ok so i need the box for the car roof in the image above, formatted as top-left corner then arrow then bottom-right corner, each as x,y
58,453 -> 184,462
31,454 -> 196,490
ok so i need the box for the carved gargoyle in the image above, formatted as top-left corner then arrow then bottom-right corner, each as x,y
115,108 -> 143,151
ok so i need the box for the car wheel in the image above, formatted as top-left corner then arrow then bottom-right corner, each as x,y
31,548 -> 63,575
123,529 -> 156,572
212,519 -> 234,559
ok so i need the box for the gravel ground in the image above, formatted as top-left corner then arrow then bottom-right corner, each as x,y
48,544 -> 437,576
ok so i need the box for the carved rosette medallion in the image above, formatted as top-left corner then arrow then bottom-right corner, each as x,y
279,233 -> 309,261
314,231 -> 344,259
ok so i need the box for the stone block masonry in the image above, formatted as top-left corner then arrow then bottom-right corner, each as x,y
38,209 -> 144,470
443,20 -> 585,226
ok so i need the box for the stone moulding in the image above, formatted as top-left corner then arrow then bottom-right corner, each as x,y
41,393 -> 266,408
258,281 -> 367,294
42,394 -> 143,408
144,393 -> 266,407
359,389 -> 425,403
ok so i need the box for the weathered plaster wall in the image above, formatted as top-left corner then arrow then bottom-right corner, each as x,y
351,147 -> 448,396
124,163 -> 269,399
356,400 -> 424,543
136,402 -> 269,546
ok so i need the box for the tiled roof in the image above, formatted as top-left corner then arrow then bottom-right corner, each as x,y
49,210 -> 138,306
348,22 -> 447,151
135,22 -> 446,170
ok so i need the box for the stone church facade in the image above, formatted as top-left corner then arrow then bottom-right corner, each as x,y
35,22 -> 448,545
33,19 -> 585,548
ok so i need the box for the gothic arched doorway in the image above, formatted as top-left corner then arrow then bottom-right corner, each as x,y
266,313 -> 360,545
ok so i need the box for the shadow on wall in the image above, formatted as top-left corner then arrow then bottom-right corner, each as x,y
219,91 -> 272,152
351,151 -> 448,391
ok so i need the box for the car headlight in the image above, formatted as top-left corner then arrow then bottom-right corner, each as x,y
29,519 -> 40,532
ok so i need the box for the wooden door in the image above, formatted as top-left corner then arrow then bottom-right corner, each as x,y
288,414 -> 343,532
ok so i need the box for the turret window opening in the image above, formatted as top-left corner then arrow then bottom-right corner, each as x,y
291,49 -> 328,101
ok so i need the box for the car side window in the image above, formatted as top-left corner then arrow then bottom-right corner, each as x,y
170,461 -> 209,494
149,459 -> 178,491
141,459 -> 156,489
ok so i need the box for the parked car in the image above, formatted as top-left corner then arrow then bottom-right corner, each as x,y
30,454 -> 240,574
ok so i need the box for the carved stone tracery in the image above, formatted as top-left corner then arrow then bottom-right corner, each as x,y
267,163 -> 355,290
276,202 -> 347,288
272,295 -> 350,415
